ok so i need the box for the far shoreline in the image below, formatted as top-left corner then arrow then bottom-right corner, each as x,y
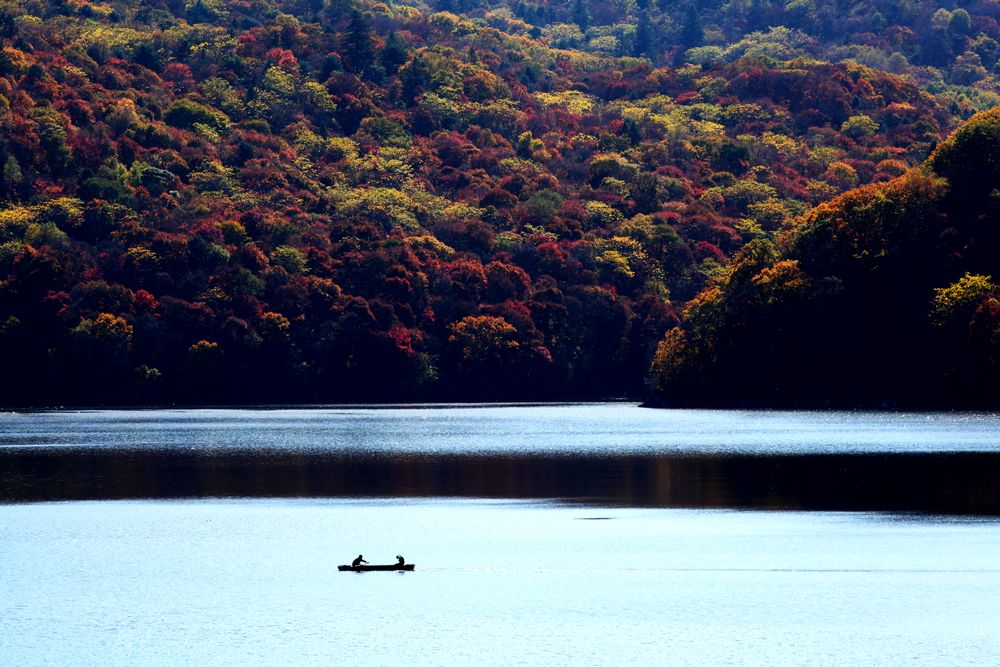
3,398 -> 998,413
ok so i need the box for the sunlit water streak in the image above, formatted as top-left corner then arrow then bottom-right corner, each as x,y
3,403 -> 1000,455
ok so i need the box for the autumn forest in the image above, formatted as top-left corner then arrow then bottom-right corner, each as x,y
2,0 -> 1000,406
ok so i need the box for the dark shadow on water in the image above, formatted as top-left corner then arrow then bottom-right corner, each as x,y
2,450 -> 1000,514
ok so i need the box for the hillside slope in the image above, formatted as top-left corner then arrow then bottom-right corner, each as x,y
652,107 -> 1000,408
0,0 -> 970,404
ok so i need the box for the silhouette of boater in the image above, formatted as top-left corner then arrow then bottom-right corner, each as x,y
339,555 -> 414,571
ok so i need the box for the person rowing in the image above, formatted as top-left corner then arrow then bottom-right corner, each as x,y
352,554 -> 368,567
396,555 -> 405,566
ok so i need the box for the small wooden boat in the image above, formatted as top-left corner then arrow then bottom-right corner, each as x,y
338,563 -> 415,572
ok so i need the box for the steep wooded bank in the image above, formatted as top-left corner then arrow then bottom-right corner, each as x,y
652,107 -> 1000,408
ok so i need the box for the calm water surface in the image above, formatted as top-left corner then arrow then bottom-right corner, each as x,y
2,404 -> 999,511
2,405 -> 1000,665
2,500 -> 999,666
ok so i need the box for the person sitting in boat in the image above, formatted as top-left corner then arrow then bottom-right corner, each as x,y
396,555 -> 405,566
352,554 -> 368,567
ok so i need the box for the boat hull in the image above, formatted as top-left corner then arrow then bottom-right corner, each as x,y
338,564 -> 415,572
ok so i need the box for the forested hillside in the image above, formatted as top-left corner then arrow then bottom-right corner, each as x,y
652,106 -> 1000,408
0,0 -> 995,405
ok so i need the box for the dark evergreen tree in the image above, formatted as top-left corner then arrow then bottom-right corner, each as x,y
321,0 -> 355,27
572,0 -> 590,30
344,9 -> 376,73
680,3 -> 704,48
634,10 -> 653,57
747,0 -> 769,32
631,173 -> 659,213
0,9 -> 16,38
622,117 -> 643,145
132,42 -> 162,73
381,30 -> 409,75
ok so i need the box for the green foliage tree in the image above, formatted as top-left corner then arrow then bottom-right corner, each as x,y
930,273 -> 996,327
948,9 -> 972,36
2,154 -> 22,198
272,245 -> 309,274
164,99 -> 230,132
840,115 -> 879,139
32,107 -> 71,173
71,313 -> 133,367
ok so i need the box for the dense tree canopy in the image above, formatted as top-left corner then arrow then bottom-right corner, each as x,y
652,107 -> 1000,408
0,0 -> 995,405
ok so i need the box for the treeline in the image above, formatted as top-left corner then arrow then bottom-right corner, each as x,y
477,0 -> 1000,113
0,0 -> 985,405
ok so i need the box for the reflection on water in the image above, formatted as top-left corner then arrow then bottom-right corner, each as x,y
2,404 -> 999,513
3,449 -> 1000,513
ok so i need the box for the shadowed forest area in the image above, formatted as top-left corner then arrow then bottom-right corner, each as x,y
4,447 -> 1000,513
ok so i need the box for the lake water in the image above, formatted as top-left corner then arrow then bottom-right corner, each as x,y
2,404 -> 1000,665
